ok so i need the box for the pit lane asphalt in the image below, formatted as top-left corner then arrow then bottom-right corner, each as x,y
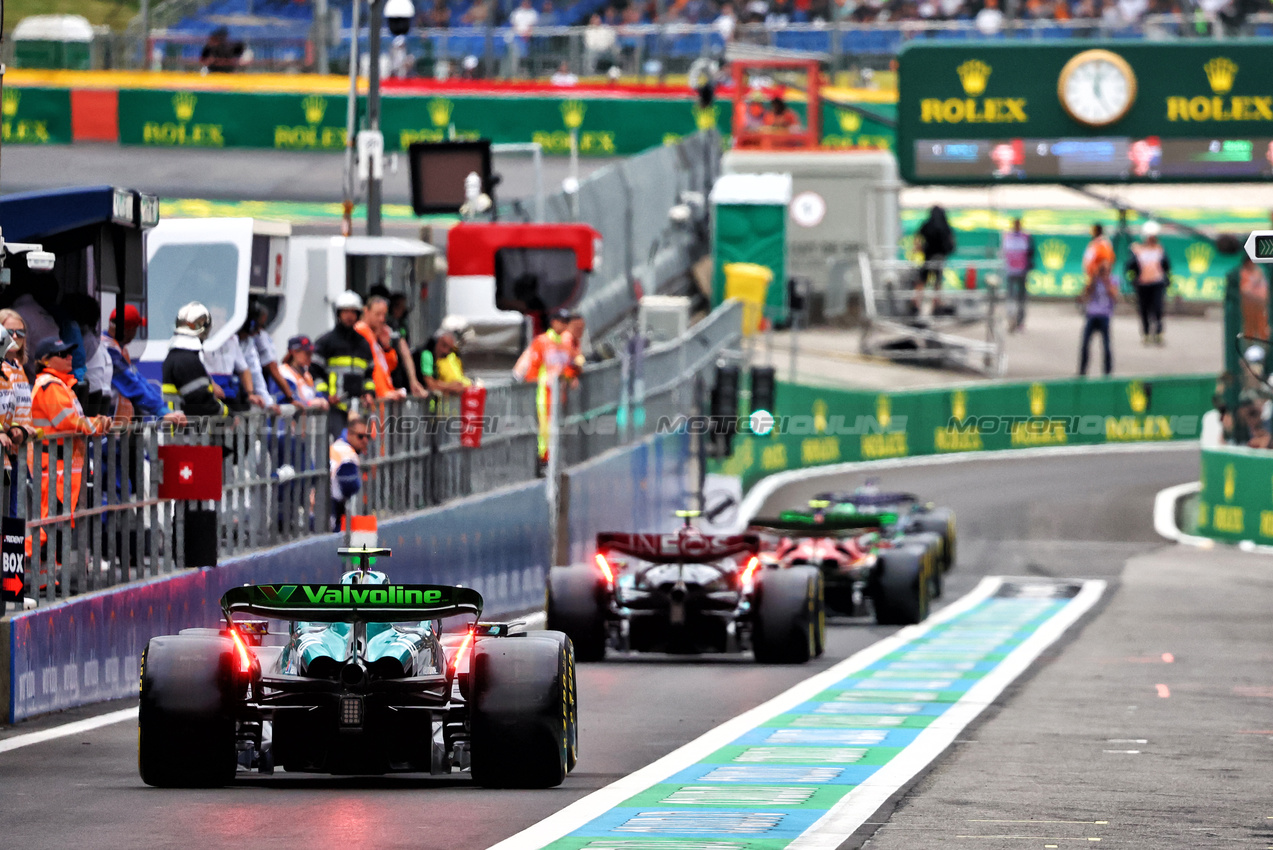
0,446 -> 1200,850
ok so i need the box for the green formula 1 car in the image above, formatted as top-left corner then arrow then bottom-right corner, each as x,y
138,548 -> 578,788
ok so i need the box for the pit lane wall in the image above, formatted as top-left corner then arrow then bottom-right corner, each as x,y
716,375 -> 1213,491
1194,446 -> 1273,545
2,432 -> 687,722
2,71 -> 895,154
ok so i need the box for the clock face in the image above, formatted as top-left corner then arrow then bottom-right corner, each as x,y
1058,49 -> 1137,127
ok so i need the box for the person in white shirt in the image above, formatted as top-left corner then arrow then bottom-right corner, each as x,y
715,2 -> 738,40
510,0 -> 539,37
583,13 -> 616,72
975,0 -> 1004,34
550,61 -> 579,86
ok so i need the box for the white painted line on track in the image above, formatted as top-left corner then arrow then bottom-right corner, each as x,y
487,576 -> 1023,850
786,578 -> 1105,849
0,707 -> 137,754
736,441 -> 1199,533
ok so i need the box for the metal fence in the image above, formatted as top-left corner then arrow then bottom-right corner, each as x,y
3,301 -> 739,613
73,14 -> 1273,75
557,299 -> 743,466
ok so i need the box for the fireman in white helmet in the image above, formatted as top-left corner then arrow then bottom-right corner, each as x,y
313,290 -> 375,429
162,302 -> 228,417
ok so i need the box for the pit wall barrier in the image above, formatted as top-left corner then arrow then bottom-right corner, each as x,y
1195,446 -> 1273,546
2,73 -> 896,154
715,375 -> 1214,491
3,432 -> 687,722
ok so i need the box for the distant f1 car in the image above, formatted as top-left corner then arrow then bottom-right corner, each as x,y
547,511 -> 825,664
139,548 -> 578,788
749,482 -> 956,625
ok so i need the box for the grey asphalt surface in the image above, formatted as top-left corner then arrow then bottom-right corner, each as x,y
0,446 -> 1213,850
0,144 -> 615,206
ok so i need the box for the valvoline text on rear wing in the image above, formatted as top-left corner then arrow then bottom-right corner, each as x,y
221,584 -> 484,623
750,514 -> 884,535
596,532 -> 760,564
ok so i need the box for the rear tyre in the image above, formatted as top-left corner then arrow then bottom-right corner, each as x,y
911,508 -> 957,572
873,545 -> 930,626
753,567 -> 820,664
546,565 -> 608,662
470,633 -> 574,788
138,635 -> 239,788
532,630 -> 580,773
900,532 -> 943,600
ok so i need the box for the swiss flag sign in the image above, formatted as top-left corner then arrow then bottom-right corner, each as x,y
459,386 -> 487,448
158,445 -> 224,501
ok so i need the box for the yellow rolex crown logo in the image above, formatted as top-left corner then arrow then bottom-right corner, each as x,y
956,60 -> 991,97
1127,380 -> 1147,414
428,98 -> 454,128
876,395 -> 891,429
2,89 -> 20,118
837,108 -> 862,133
1204,57 -> 1237,95
172,92 -> 198,122
1224,462 -> 1236,502
694,104 -> 716,131
951,390 -> 967,422
1186,241 -> 1213,275
1039,239 -> 1068,271
812,399 -> 829,434
1029,383 -> 1046,416
303,95 -> 327,125
561,100 -> 586,130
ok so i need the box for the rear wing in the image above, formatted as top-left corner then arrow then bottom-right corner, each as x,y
749,514 -> 883,536
597,532 -> 760,564
221,583 -> 484,623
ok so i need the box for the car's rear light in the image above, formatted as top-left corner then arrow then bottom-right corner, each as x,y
594,552 -> 615,586
339,695 -> 364,728
451,625 -> 475,676
229,627 -> 253,675
740,555 -> 761,591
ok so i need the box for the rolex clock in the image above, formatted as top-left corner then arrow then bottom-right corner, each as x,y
1057,49 -> 1137,127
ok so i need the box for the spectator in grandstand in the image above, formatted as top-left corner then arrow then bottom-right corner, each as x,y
540,0 -> 561,24
766,95 -> 802,131
1078,258 -> 1118,377
200,27 -> 246,74
551,61 -> 579,86
584,13 -> 618,73
1001,217 -> 1034,332
422,0 -> 451,27
276,336 -> 329,410
715,3 -> 739,39
914,206 -> 955,314
462,1 -> 491,26
330,413 -> 368,533
975,0 -> 1006,33
511,0 -> 539,36
103,305 -> 186,425
1126,221 -> 1171,346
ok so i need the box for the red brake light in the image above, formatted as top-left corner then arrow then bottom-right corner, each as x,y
740,555 -> 761,590
451,625 -> 475,676
595,552 -> 615,585
229,627 -> 253,675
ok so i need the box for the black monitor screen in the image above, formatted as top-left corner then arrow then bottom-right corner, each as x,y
408,140 -> 492,214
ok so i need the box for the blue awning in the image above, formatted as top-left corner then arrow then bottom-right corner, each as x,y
0,185 -> 159,244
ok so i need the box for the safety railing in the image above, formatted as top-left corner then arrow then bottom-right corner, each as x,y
99,14 -> 1273,75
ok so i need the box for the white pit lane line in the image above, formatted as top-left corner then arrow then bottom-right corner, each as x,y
488,576 -> 1106,850
0,707 -> 138,754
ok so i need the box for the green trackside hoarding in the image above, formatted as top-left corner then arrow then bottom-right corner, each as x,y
898,40 -> 1273,184
2,87 -> 72,144
1196,446 -> 1273,545
715,375 -> 1213,490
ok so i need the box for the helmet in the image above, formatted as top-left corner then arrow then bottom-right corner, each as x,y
0,326 -> 15,362
333,290 -> 364,315
174,302 -> 212,340
1141,220 -> 1161,238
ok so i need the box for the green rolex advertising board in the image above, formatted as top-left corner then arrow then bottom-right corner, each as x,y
1196,446 -> 1273,545
2,86 -> 71,144
119,89 -> 353,150
898,40 -> 1273,184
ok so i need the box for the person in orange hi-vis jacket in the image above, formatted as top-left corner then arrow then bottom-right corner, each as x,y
518,308 -> 580,467
30,337 -> 111,546
354,294 -> 404,400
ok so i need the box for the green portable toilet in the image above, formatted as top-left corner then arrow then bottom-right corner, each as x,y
13,15 -> 94,71
710,172 -> 791,328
